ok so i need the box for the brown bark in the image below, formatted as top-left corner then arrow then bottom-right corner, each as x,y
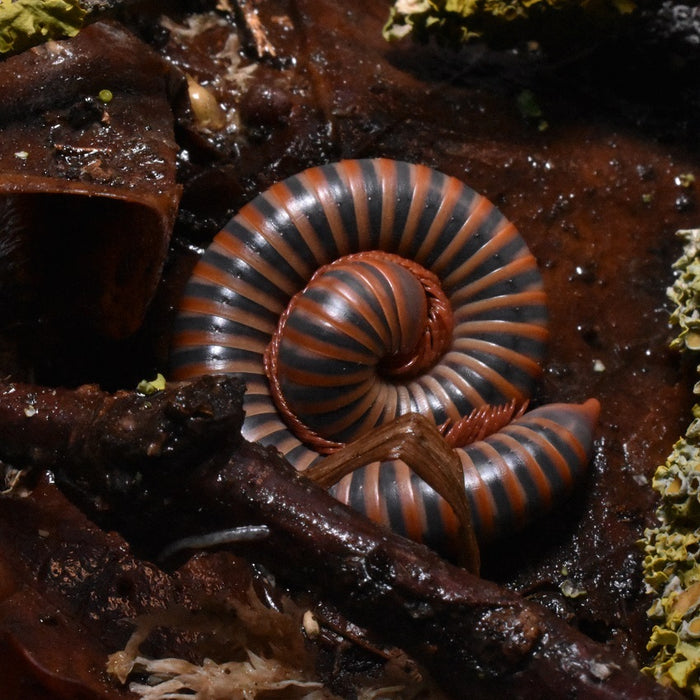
0,21 -> 183,341
0,378 -> 683,699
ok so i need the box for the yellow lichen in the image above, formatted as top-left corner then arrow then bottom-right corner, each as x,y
642,228 -> 700,696
0,0 -> 86,55
136,373 -> 167,396
383,0 -> 637,46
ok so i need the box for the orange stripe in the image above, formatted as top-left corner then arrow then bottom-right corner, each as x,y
238,201 -> 314,281
477,440 -> 529,524
414,175 -> 465,265
376,159 -> 398,250
452,288 -> 548,321
340,160 -> 372,250
451,331 -> 546,377
361,462 -> 385,524
301,166 -> 351,257
430,195 -> 493,276
490,432 -> 554,510
194,257 -> 287,315
396,163 -> 432,257
443,221 -> 520,289
173,329 -> 266,355
267,180 -> 331,266
450,256 -> 542,307
213,229 -> 299,297
507,422 -> 581,487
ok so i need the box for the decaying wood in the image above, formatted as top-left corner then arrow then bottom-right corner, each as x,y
0,21 -> 183,340
0,375 -> 244,473
0,377 -> 682,699
228,0 -> 278,60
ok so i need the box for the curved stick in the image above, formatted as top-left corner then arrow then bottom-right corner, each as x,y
305,412 -> 482,572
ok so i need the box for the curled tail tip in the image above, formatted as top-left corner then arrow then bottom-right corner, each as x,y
546,398 -> 601,434
580,397 -> 601,426
525,398 -> 600,425
517,399 -> 600,447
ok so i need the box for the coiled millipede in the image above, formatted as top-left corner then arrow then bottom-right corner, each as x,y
171,158 -> 599,561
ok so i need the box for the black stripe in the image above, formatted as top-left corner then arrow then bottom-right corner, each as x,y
407,380 -> 451,425
421,184 -> 481,270
325,162 -> 360,252
285,173 -> 340,261
453,346 -> 540,398
505,426 -> 569,495
412,471 -> 450,549
489,435 -> 543,520
468,442 -> 516,534
345,468 -> 370,518
286,440 -> 318,466
438,205 -> 498,280
358,159 -> 384,249
246,195 -> 315,287
283,292 -> 380,360
453,229 -> 529,293
180,280 -> 280,326
204,246 -> 288,304
441,357 -> 506,407
379,462 -> 407,534
456,298 -> 547,324
402,168 -> 451,260
386,160 -> 414,253
527,422 -> 582,483
174,315 -> 270,350
307,267 -> 392,352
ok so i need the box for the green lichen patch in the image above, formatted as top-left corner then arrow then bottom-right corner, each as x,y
669,229 -> 700,355
383,0 -> 637,47
643,228 -> 700,696
0,0 -> 87,56
136,373 -> 167,396
643,422 -> 700,696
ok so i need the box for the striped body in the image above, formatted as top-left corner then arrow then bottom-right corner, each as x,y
171,158 -> 597,548
331,400 -> 599,551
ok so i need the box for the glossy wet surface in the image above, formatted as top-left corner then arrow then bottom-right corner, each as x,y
1,0 -> 699,681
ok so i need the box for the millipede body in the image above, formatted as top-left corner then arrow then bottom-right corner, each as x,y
171,158 -> 598,550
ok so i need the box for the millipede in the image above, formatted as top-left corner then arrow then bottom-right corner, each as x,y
171,157 -> 599,553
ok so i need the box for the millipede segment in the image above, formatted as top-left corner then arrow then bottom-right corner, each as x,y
172,158 -> 597,550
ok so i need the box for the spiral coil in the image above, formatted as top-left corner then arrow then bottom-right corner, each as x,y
171,158 -> 597,548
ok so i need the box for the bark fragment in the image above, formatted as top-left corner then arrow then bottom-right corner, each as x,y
0,21 -> 183,340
